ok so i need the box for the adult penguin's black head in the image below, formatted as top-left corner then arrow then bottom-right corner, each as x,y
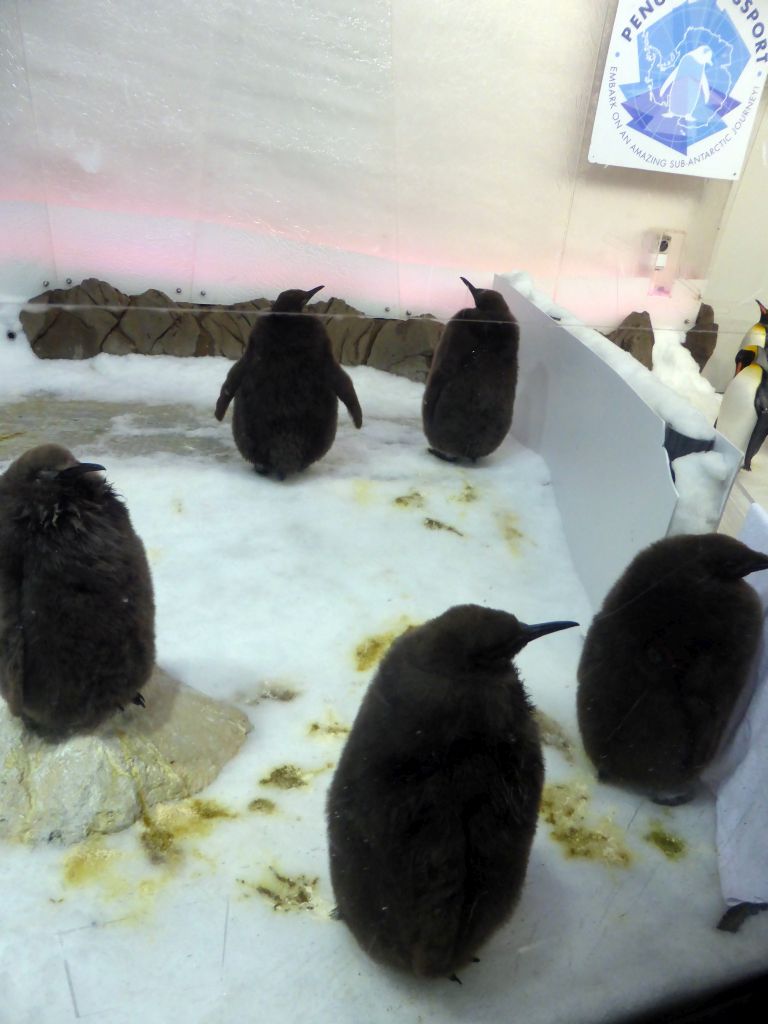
459,276 -> 512,318
271,285 -> 325,314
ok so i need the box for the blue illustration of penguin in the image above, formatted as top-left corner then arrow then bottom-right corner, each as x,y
659,44 -> 713,122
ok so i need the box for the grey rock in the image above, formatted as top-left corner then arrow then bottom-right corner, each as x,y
20,278 -> 442,381
155,310 -> 199,357
368,316 -> 440,383
0,666 -> 251,846
606,311 -> 655,370
683,303 -> 719,372
101,330 -> 135,355
32,309 -> 107,360
315,298 -> 373,366
120,289 -> 178,355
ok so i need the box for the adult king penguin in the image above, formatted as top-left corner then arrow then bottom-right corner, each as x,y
0,445 -> 155,738
577,534 -> 768,804
715,344 -> 768,470
422,277 -> 519,462
740,299 -> 768,350
327,604 -> 577,978
215,286 -> 363,479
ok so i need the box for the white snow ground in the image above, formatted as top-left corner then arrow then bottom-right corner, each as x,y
1,322 -> 766,1024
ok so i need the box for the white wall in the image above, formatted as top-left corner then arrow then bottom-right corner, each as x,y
0,0 -> 737,323
703,92 -> 768,391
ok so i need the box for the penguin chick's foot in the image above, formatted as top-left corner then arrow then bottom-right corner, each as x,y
717,902 -> 768,933
427,447 -> 459,463
132,692 -> 146,708
329,906 -> 343,921
651,788 -> 695,807
449,973 -> 463,985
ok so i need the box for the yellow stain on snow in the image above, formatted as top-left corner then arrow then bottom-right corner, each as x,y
248,797 -> 277,814
308,712 -> 350,739
352,479 -> 375,505
139,798 -> 236,865
533,709 -> 576,765
258,762 -> 334,790
423,517 -> 463,536
63,836 -> 124,889
496,511 -> 525,554
450,482 -> 479,504
238,866 -> 331,918
353,617 -> 413,672
393,490 -> 425,509
60,834 -> 165,923
540,781 -> 633,868
644,822 -> 688,861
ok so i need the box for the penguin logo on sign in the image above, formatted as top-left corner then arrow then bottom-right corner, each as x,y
659,45 -> 713,123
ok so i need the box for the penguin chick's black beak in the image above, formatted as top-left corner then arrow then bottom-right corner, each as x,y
459,276 -> 479,302
56,462 -> 106,480
304,285 -> 325,302
519,620 -> 579,646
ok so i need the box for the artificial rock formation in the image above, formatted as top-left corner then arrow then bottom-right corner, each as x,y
19,279 -> 442,382
605,310 -> 655,370
0,666 -> 251,846
683,303 -> 719,372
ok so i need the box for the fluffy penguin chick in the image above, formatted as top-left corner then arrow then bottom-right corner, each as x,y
327,605 -> 577,978
422,277 -> 519,462
577,534 -> 768,804
214,286 -> 363,478
0,444 -> 155,739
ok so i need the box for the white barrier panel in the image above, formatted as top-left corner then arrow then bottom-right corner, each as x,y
496,279 -> 680,611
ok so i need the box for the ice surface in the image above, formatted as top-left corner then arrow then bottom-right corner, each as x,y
1,328 -> 765,1024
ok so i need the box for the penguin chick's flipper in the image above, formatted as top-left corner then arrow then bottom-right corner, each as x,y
132,692 -> 146,708
214,359 -> 248,421
744,409 -> 768,471
331,364 -> 363,428
716,902 -> 768,933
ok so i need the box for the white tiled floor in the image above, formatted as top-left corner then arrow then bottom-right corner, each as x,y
720,448 -> 768,537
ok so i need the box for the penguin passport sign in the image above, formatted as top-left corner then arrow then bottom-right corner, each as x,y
589,0 -> 768,179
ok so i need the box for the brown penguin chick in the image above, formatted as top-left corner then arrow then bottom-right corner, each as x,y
0,444 -> 155,739
214,286 -> 363,479
577,534 -> 768,805
422,277 -> 519,463
326,604 -> 577,978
